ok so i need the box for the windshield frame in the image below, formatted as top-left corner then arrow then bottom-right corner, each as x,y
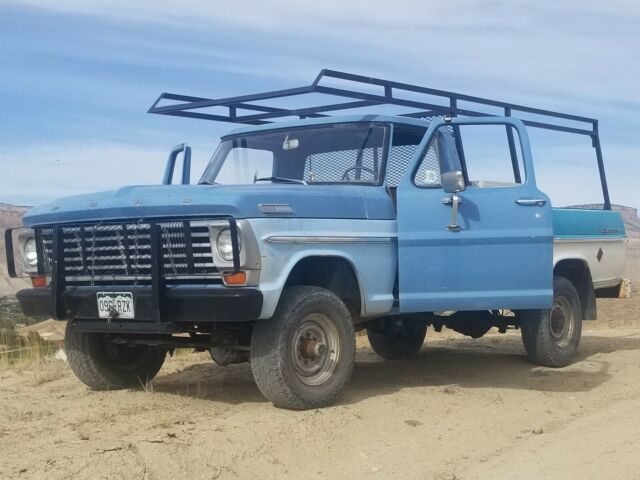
198,121 -> 391,187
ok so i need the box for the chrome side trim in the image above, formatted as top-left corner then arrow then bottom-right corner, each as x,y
554,237 -> 626,244
259,204 -> 294,215
265,235 -> 397,244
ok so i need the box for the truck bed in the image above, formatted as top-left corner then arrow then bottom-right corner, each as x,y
552,208 -> 626,289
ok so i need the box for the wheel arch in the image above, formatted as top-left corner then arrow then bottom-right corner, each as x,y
553,257 -> 597,320
283,255 -> 364,320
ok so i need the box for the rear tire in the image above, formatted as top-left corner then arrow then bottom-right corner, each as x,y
366,316 -> 427,360
250,286 -> 355,409
520,275 -> 582,367
65,322 -> 166,390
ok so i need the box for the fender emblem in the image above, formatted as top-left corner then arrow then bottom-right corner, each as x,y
260,204 -> 294,214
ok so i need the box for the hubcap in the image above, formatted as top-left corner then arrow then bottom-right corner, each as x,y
549,295 -> 575,348
290,313 -> 340,387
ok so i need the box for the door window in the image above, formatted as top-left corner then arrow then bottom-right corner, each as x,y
412,123 -> 525,189
456,124 -> 524,188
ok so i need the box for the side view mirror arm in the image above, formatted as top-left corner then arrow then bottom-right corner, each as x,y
440,170 -> 466,232
163,143 -> 191,185
442,194 -> 463,232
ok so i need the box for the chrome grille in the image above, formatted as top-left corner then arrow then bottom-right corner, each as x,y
35,220 -> 220,285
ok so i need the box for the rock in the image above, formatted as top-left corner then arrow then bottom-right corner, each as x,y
404,419 -> 422,427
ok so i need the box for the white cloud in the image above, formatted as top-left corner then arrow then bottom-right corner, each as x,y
2,0 -> 639,209
530,142 -> 640,208
3,136 -> 638,209
9,0 -> 640,29
0,141 -> 214,205
7,0 -> 640,104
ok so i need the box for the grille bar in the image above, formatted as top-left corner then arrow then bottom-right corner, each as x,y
36,219 -> 222,286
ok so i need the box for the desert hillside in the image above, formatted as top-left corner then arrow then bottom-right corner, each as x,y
567,204 -> 640,233
614,205 -> 640,234
0,203 -> 30,297
610,205 -> 639,281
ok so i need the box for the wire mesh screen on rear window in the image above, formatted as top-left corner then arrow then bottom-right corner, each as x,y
386,144 -> 420,186
386,127 -> 428,187
304,147 -> 382,183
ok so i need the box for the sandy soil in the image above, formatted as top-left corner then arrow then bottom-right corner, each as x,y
1,295 -> 639,480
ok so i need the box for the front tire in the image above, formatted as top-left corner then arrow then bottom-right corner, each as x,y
250,286 -> 355,409
366,316 -> 427,360
520,276 -> 583,367
65,322 -> 166,390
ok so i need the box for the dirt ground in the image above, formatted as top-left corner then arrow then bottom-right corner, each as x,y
1,295 -> 639,480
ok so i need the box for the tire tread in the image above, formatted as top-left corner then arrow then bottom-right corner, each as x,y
521,276 -> 582,368
366,318 -> 427,360
250,286 -> 355,409
65,322 -> 166,390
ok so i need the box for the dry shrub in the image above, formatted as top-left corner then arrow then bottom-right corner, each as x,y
1,338 -> 57,367
141,377 -> 155,393
1,329 -> 66,387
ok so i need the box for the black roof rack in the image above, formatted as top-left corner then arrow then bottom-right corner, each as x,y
148,69 -> 610,209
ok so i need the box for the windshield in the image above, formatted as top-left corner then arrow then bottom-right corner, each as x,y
199,123 -> 388,186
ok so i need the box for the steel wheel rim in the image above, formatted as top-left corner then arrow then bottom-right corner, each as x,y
290,313 -> 340,387
549,296 -> 574,348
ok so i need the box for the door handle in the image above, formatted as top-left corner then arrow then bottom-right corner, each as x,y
515,198 -> 546,207
442,196 -> 463,206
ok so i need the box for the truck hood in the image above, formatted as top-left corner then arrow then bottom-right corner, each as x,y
23,184 -> 395,226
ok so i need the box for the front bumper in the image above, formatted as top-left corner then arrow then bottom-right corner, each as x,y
17,285 -> 263,332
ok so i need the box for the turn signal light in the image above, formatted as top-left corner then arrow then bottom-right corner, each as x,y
223,271 -> 247,286
31,276 -> 48,288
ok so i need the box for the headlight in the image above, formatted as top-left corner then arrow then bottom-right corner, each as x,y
216,228 -> 241,261
23,237 -> 38,268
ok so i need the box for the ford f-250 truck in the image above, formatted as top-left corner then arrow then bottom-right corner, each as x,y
6,70 -> 627,409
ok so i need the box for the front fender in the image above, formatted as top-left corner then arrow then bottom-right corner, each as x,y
247,218 -> 397,319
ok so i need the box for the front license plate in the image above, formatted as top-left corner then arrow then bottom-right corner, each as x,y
97,292 -> 135,319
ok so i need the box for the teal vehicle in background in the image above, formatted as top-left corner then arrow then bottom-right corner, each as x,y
6,71 -> 627,409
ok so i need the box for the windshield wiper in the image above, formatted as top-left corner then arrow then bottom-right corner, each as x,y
199,180 -> 219,185
254,176 -> 307,185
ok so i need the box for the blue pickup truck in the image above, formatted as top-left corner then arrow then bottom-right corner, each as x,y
6,71 -> 627,409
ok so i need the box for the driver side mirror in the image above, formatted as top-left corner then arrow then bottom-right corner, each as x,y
441,170 -> 466,194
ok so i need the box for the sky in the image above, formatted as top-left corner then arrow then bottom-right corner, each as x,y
1,0 -> 639,209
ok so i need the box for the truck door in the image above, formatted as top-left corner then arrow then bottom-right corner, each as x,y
396,117 -> 553,313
